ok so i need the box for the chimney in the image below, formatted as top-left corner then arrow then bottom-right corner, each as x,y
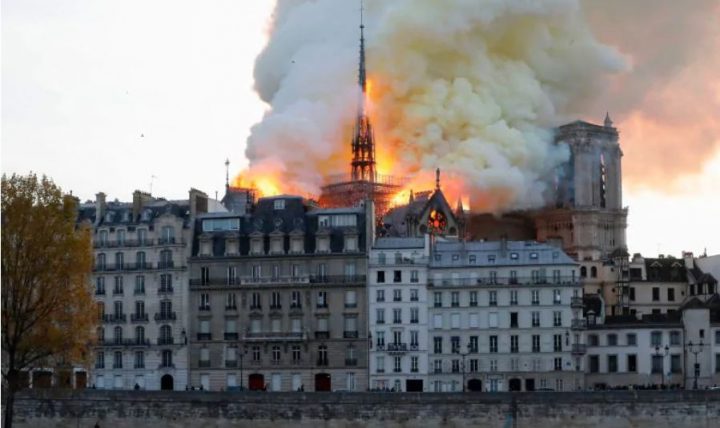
189,188 -> 209,219
95,192 -> 106,225
132,190 -> 153,221
682,251 -> 695,270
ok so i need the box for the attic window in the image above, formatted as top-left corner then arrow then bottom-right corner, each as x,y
530,252 -> 539,260
510,253 -> 519,260
273,199 -> 285,210
452,254 -> 459,261
469,255 -> 476,264
552,252 -> 559,259
488,255 -> 496,263
141,209 -> 152,221
122,212 -> 130,222
105,212 -> 114,222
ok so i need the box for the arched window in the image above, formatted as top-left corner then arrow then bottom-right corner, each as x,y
136,251 -> 146,266
115,252 -> 124,268
96,253 -> 106,270
97,327 -> 105,342
580,266 -> 587,278
114,326 -> 123,342
590,266 -> 598,278
135,326 -> 145,343
160,325 -> 172,342
161,226 -> 175,244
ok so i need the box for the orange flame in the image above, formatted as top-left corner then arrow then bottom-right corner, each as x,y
232,172 -> 282,198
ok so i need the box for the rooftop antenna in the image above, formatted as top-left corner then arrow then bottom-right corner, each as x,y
435,168 -> 441,190
225,158 -> 230,189
149,175 -> 157,195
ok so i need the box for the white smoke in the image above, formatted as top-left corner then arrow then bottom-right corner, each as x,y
245,0 -> 626,210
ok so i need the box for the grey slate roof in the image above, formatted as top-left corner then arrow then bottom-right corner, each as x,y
430,240 -> 576,267
373,237 -> 425,249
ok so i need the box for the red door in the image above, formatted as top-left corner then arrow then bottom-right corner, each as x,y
249,374 -> 265,391
314,373 -> 331,392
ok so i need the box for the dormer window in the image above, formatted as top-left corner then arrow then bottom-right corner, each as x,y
510,253 -> 519,260
273,199 -> 285,210
250,237 -> 264,255
488,255 -> 496,263
344,235 -> 358,252
316,236 -> 330,253
122,211 -> 131,222
530,252 -> 539,260
105,212 -> 114,223
290,236 -> 304,254
141,209 -> 152,222
469,255 -> 476,264
270,236 -> 284,255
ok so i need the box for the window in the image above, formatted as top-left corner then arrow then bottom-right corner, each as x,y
554,358 -> 562,371
252,346 -> 261,362
393,308 -> 402,324
451,292 -> 459,307
652,287 -> 660,302
114,351 -> 123,369
393,289 -> 402,302
553,311 -> 562,327
509,290 -> 518,305
532,335 -> 540,353
410,270 -> 419,283
630,287 -> 636,301
469,359 -> 478,372
451,336 -> 460,354
627,354 -> 637,372
393,270 -> 401,283
716,330 -> 720,345
433,337 -> 443,354
410,308 -> 419,324
469,291 -> 478,307
410,289 -> 419,302
291,291 -> 301,308
607,334 -> 617,346
590,266 -> 597,278
488,312 -> 498,328
272,346 -> 281,362
134,275 -> 145,294
376,271 -> 385,283
376,308 -> 385,324
589,355 -> 599,373
200,266 -> 210,285
580,266 -> 587,278
553,289 -> 561,305
671,354 -> 681,373
317,291 -> 327,308
451,359 -> 460,373
162,350 -> 173,368
200,293 -> 210,310
670,331 -> 681,346
510,312 -> 518,328
96,351 -> 105,369
510,335 -> 519,353
489,336 -> 498,353
251,292 -> 261,309
376,289 -> 385,302
226,293 -> 237,310
271,292 -> 281,309
411,356 -> 419,373
469,336 -> 478,353
410,331 -> 419,347
376,331 -> 385,348
651,355 -> 663,373
668,288 -> 675,302
651,331 -> 662,347
292,345 -> 301,362
394,356 -> 402,373
626,333 -> 637,346
531,311 -> 540,327
489,291 -> 497,306
531,290 -> 540,305
96,277 -> 105,295
588,334 -> 599,346
273,199 -> 285,210
607,355 -> 617,372
434,292 -> 442,308
553,334 -> 562,352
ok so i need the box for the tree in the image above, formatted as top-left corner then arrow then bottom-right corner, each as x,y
2,173 -> 96,428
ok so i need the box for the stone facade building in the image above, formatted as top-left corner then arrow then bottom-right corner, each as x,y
79,189 -> 211,391
368,237 -> 431,392
187,196 -> 373,392
426,241 -> 585,392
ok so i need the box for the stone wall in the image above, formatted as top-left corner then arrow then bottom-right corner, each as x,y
10,389 -> 720,428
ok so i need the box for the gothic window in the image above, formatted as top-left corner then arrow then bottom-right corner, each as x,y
427,209 -> 447,233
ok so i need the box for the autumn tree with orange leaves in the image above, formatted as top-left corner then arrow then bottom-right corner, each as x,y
1,173 -> 96,428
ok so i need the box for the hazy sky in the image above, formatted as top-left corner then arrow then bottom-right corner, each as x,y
2,0 -> 718,257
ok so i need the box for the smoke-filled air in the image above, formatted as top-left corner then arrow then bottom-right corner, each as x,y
240,0 -> 627,211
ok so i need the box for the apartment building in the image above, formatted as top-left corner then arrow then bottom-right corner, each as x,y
626,254 -> 688,317
427,240 -> 585,392
79,189 -> 211,390
368,236 -> 431,392
187,196 -> 372,392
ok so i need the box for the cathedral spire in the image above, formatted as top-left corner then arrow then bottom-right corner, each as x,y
350,0 -> 377,183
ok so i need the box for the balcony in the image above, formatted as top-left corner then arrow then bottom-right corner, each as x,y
571,319 -> 588,330
154,312 -> 177,321
387,343 -> 408,353
197,333 -> 212,341
198,305 -> 211,312
225,305 -> 238,312
572,344 -> 587,355
158,363 -> 175,369
244,331 -> 305,341
130,313 -> 149,323
123,262 -> 153,271
317,358 -> 329,366
427,275 -> 579,287
112,288 -> 124,296
189,277 -> 242,287
95,288 -> 105,296
94,239 -> 155,249
158,286 -> 174,294
315,331 -> 330,339
158,237 -> 177,245
100,338 -> 150,347
345,358 -> 358,366
269,304 -> 282,310
157,337 -> 174,345
343,331 -> 359,339
344,303 -> 358,309
102,314 -> 127,324
224,332 -> 239,340
198,360 -> 211,368
226,360 -> 238,368
308,275 -> 367,285
157,261 -> 175,269
571,296 -> 584,308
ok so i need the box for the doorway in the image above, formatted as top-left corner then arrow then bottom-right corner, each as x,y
160,374 -> 174,391
314,373 -> 331,391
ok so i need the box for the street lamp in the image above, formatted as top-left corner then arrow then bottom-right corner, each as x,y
653,345 -> 669,388
687,341 -> 704,390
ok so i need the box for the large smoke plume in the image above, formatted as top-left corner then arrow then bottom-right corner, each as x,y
244,0 -> 626,210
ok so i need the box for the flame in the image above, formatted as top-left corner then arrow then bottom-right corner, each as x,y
231,172 -> 282,198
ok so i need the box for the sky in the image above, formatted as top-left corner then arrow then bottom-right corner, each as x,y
2,0 -> 719,258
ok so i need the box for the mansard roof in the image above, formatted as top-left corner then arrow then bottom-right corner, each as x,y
430,240 -> 576,267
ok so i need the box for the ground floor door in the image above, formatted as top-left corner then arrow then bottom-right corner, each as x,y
525,378 -> 535,391
33,371 -> 53,388
249,374 -> 265,391
160,374 -> 174,391
509,378 -> 522,391
467,379 -> 483,392
406,379 -> 423,392
315,373 -> 331,391
75,372 -> 87,389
